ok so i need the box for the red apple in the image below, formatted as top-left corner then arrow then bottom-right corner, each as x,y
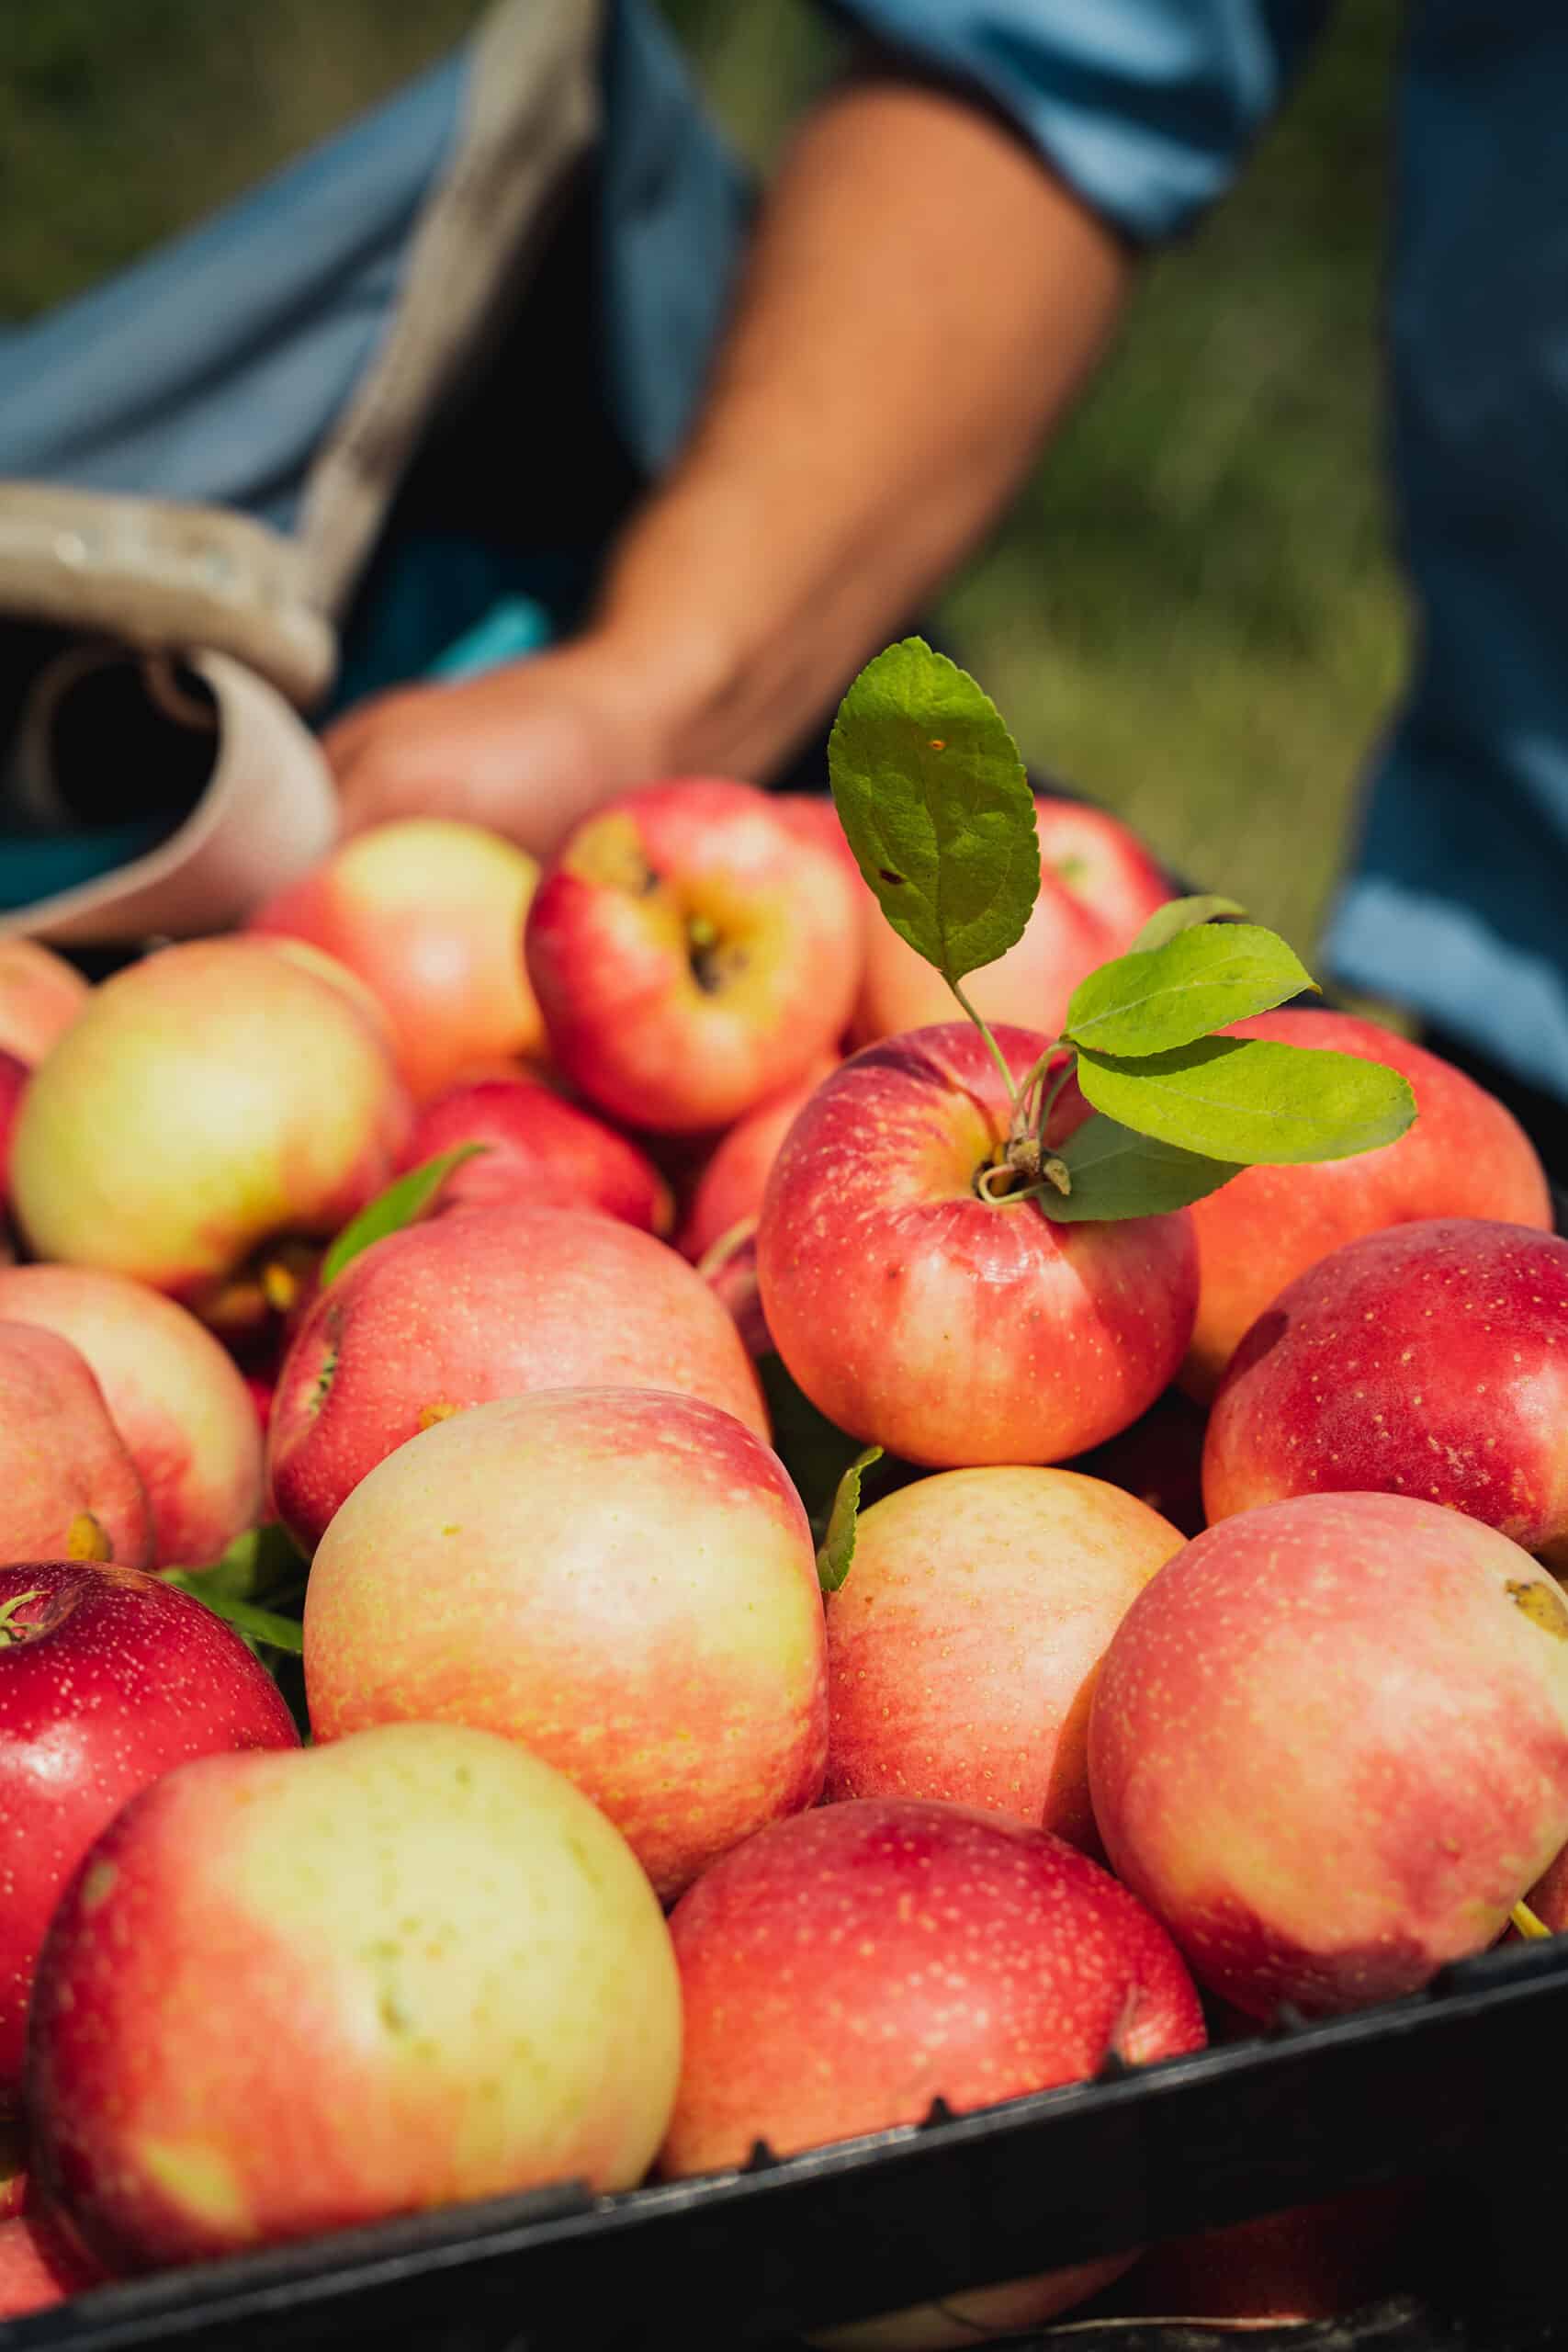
397,1074 -> 673,1235
852,795 -> 1175,1048
28,1723 -> 681,2272
1068,1388 -> 1209,1540
1088,1492 -> 1568,2019
660,1800 -> 1206,2344
0,2208 -> 103,2318
0,1266 -> 264,1569
0,1559 -> 298,2109
305,1388 -> 828,1898
1203,1220 -> 1568,1555
524,777 -> 864,1131
825,1466 -> 1185,1849
9,940 -> 411,1317
267,1203 -> 769,1552
0,1052 -> 27,1209
756,1024 -> 1198,1466
0,940 -> 88,1068
679,1057 -> 838,1263
248,817 -> 546,1101
1181,1012 -> 1552,1400
0,1323 -> 152,1571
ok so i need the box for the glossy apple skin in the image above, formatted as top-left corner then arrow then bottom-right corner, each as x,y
0,1266 -> 263,1569
825,1467 -> 1184,1849
306,1388 -> 828,1898
1089,1492 -> 1568,2020
1203,1220 -> 1568,1553
1181,1012 -> 1551,1401
267,1204 -> 768,1552
397,1074 -> 672,1235
248,817 -> 546,1101
9,940 -> 411,1312
0,1324 -> 152,1571
28,1724 -> 681,2272
0,1560 -> 298,2111
0,2209 -> 103,2318
757,1023 -> 1198,1466
0,940 -> 89,1068
852,795 -> 1174,1048
679,1058 -> 837,1264
524,777 -> 863,1132
660,1799 -> 1205,2345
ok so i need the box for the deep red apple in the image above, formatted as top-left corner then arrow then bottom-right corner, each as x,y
0,1559 -> 298,2109
660,1799 -> 1206,2344
0,1053 -> 26,1209
1181,1012 -> 1551,1400
756,1024 -> 1198,1466
397,1074 -> 673,1235
679,1057 -> 837,1264
824,1466 -> 1184,1849
267,1204 -> 769,1551
1203,1220 -> 1568,1555
524,777 -> 864,1131
1089,1492 -> 1568,2019
0,1323 -> 152,1571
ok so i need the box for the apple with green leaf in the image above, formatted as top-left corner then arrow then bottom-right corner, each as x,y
757,640 -> 1416,1469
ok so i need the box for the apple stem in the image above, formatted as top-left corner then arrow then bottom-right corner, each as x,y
694,1216 -> 760,1286
1511,1899 -> 1552,1941
0,1590 -> 44,1647
947,978 -> 1019,1109
1033,1057 -> 1078,1153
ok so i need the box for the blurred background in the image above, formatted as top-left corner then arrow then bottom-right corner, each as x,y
0,0 -> 1404,957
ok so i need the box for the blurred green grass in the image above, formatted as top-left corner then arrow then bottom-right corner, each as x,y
1,0 -> 1404,959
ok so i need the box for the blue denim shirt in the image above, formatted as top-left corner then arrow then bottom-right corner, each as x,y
2,2 -> 1565,1098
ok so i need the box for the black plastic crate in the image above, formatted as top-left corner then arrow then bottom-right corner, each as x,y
9,1930 -> 1568,2352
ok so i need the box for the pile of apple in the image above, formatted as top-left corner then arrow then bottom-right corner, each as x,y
2,639 -> 1568,2348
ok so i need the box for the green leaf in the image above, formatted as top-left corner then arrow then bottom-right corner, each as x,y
1126,894 -> 1246,955
162,1521 -> 305,1605
827,638 -> 1039,983
1065,924 -> 1318,1058
321,1145 -> 488,1284
758,1353 -> 873,1543
160,1567 -> 304,1655
1075,1036 -> 1417,1165
1034,1114 -> 1243,1222
816,1447 -> 884,1596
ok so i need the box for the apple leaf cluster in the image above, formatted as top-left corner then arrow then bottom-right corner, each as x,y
162,1521 -> 307,1658
828,639 -> 1417,1223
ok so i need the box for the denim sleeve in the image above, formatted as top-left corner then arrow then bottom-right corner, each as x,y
826,1 -> 1334,242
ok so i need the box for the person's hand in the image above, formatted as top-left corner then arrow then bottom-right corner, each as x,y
321,630 -> 691,858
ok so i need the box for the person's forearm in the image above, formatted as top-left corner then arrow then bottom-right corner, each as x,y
591,72 -> 1133,778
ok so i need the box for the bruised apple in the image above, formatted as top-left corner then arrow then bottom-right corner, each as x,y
305,1389 -> 828,1898
660,1799 -> 1205,2347
757,1024 -> 1197,1465
267,1204 -> 768,1551
9,940 -> 410,1316
248,817 -> 546,1100
1202,1220 -> 1568,1556
28,1724 -> 681,2273
1089,1492 -> 1568,2019
524,777 -> 863,1131
824,1466 -> 1184,1849
1181,1012 -> 1551,1399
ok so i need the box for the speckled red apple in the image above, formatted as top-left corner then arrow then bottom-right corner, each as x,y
1202,1220 -> 1568,1555
0,1559 -> 297,2111
825,1467 -> 1184,1848
9,939 -> 410,1315
248,816 -> 546,1100
305,1388 -> 828,1898
397,1074 -> 672,1235
1181,1012 -> 1551,1400
1089,1492 -> 1568,2019
267,1204 -> 768,1552
660,1798 -> 1205,2346
0,1266 -> 263,1569
28,1724 -> 681,2272
0,1324 -> 152,1571
757,1024 -> 1198,1466
525,777 -> 864,1132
